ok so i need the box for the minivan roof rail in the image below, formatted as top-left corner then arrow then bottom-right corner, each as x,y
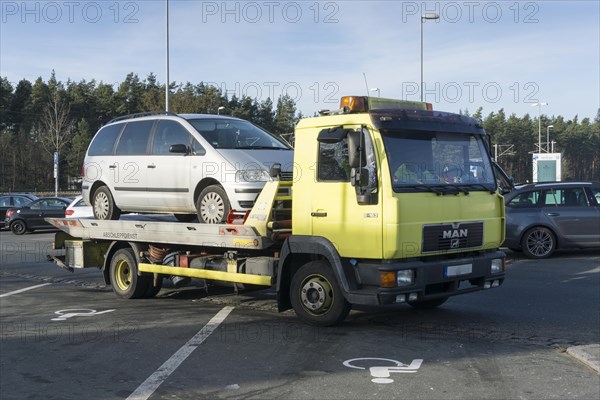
108,111 -> 178,124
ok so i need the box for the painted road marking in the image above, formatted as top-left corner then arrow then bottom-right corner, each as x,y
51,309 -> 116,321
343,357 -> 424,384
127,306 -> 234,400
0,283 -> 52,298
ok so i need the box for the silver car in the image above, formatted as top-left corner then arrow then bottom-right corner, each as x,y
503,182 -> 600,258
82,112 -> 293,223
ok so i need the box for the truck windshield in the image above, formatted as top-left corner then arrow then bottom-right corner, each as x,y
187,118 -> 290,150
381,129 -> 496,193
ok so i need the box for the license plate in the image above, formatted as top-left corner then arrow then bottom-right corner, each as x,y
445,263 -> 472,277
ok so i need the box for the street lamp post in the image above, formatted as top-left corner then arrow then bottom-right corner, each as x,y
420,13 -> 439,102
165,0 -> 170,112
546,125 -> 554,153
217,106 -> 225,115
369,88 -> 381,97
532,102 -> 548,153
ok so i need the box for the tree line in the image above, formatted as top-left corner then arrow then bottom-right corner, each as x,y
0,72 -> 598,192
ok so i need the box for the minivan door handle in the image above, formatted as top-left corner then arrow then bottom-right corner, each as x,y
108,164 -> 116,169
547,212 -> 560,217
147,164 -> 156,169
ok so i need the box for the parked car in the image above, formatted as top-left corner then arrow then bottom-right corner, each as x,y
82,112 -> 293,223
0,193 -> 38,229
4,197 -> 72,235
503,182 -> 600,258
66,195 -> 94,219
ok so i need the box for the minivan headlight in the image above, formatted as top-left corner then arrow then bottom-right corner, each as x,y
236,169 -> 270,183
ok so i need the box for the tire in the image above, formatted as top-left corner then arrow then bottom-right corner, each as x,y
93,186 -> 121,220
144,276 -> 163,298
408,297 -> 449,310
10,220 -> 27,235
521,226 -> 556,259
290,261 -> 351,326
174,214 -> 197,223
196,185 -> 230,224
109,248 -> 150,299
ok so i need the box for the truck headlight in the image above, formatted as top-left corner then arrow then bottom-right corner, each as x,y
491,258 -> 504,274
236,169 -> 270,183
397,269 -> 415,286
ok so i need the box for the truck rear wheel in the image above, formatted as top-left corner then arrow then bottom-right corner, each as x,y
110,248 -> 150,299
290,261 -> 350,326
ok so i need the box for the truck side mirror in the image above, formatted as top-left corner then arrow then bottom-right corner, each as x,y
351,168 -> 369,187
348,130 -> 366,168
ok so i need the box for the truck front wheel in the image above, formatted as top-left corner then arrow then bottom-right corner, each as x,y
110,248 -> 150,299
290,261 -> 350,326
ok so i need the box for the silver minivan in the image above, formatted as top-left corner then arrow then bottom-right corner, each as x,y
82,112 -> 293,223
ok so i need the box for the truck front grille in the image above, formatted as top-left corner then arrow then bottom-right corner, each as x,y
422,222 -> 484,253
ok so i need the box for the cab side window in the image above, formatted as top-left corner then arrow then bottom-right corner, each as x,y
152,120 -> 192,155
115,121 -> 154,156
318,139 -> 350,182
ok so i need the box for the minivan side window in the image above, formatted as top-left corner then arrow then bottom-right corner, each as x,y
115,120 -> 154,156
152,120 -> 191,155
88,124 -> 123,156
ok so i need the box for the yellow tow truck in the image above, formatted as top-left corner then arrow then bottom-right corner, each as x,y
48,95 -> 506,326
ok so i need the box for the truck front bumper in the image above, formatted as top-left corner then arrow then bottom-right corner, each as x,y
346,251 -> 506,306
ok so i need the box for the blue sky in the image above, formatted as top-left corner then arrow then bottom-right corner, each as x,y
1,0 -> 599,120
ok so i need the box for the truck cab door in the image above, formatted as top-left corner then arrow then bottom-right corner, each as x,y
309,127 -> 382,259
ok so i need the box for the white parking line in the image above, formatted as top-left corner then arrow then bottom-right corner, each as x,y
0,283 -> 52,298
127,306 -> 234,400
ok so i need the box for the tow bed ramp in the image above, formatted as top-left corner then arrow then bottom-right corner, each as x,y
46,218 -> 274,250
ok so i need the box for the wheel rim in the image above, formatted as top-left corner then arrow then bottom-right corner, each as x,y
526,229 -> 553,257
200,192 -> 225,223
299,274 -> 334,316
94,191 -> 109,219
12,222 -> 25,234
114,259 -> 132,291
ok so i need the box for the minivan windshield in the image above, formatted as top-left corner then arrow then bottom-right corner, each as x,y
187,118 -> 290,150
381,129 -> 496,193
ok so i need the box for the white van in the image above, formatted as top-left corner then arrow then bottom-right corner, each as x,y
82,112 -> 293,223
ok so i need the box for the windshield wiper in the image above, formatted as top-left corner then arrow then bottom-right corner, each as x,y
398,184 -> 446,195
457,184 -> 495,194
235,146 -> 289,150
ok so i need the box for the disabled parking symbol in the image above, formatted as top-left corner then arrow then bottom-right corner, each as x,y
343,357 -> 423,384
51,308 -> 115,321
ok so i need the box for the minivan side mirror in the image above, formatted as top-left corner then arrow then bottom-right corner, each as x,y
169,144 -> 189,154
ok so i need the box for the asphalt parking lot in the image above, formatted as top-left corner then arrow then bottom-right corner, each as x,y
1,230 -> 599,399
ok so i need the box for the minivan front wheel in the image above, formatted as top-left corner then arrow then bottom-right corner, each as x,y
196,185 -> 230,224
93,186 -> 121,220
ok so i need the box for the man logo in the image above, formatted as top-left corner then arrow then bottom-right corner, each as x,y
442,229 -> 468,239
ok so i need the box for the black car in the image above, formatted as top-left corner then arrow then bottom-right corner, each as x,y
0,193 -> 38,229
503,182 -> 600,258
4,197 -> 71,235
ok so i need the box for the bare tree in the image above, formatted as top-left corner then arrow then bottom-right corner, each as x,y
37,88 -> 73,195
